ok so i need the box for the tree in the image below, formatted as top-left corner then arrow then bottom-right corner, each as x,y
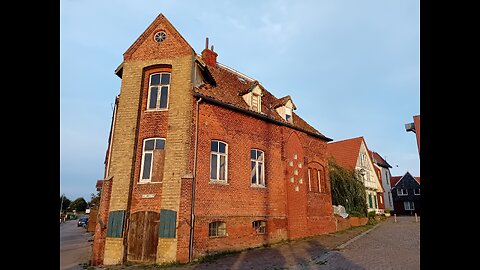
89,192 -> 100,209
328,158 -> 368,217
70,197 -> 88,212
60,195 -> 71,213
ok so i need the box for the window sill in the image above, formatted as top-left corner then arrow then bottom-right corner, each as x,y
209,180 -> 229,185
145,109 -> 169,112
209,235 -> 228,238
250,184 -> 266,189
138,181 -> 162,185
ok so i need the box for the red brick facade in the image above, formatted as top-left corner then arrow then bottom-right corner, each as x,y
93,13 -> 336,265
91,178 -> 113,266
175,102 -> 335,259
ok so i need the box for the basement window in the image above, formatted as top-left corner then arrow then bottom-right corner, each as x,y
209,221 -> 226,237
252,220 -> 266,234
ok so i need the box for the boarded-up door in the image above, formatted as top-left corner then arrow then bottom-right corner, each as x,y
127,211 -> 160,262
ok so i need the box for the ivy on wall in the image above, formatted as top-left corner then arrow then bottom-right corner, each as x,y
328,158 -> 368,217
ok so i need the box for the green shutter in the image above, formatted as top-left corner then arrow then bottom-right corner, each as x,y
159,209 -> 177,238
107,210 -> 125,238
368,194 -> 373,208
374,195 -> 377,208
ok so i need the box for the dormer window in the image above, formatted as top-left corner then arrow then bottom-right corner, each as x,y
285,107 -> 292,123
240,81 -> 263,113
274,96 -> 296,123
251,93 -> 261,112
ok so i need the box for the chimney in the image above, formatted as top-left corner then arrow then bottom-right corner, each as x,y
201,37 -> 218,67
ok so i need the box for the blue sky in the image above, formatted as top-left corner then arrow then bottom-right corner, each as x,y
60,0 -> 420,201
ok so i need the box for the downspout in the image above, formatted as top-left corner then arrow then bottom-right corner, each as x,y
106,96 -> 119,178
189,97 -> 202,262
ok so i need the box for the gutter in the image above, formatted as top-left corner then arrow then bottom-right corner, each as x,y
193,93 -> 332,142
188,97 -> 202,262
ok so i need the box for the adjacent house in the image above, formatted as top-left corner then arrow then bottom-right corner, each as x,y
326,137 -> 384,214
369,151 -> 394,212
92,13 -> 336,266
390,172 -> 421,215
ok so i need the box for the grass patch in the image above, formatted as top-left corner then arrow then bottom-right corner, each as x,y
195,249 -> 240,264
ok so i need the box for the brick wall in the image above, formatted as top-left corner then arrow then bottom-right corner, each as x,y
101,13 -> 195,264
91,178 -> 113,266
187,102 -> 335,259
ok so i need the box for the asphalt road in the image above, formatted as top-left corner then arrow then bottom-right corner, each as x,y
60,217 -> 92,270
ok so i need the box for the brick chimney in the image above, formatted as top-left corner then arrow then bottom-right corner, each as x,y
201,37 -> 218,67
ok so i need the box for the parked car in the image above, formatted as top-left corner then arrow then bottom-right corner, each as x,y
77,216 -> 89,227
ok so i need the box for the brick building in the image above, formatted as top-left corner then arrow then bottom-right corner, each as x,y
92,13 -> 336,266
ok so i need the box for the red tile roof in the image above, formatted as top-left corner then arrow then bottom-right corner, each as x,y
390,176 -> 402,187
194,59 -> 330,140
369,151 -> 392,168
391,173 -> 420,186
273,95 -> 296,109
415,176 -> 420,184
326,137 -> 365,170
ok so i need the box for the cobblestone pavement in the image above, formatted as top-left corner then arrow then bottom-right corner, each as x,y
315,216 -> 420,270
97,216 -> 419,270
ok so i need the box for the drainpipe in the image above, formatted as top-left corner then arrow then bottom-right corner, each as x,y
105,96 -> 119,178
189,97 -> 202,262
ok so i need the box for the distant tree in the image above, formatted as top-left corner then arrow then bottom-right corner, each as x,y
328,158 -> 368,217
89,192 -> 100,209
70,197 -> 88,212
60,195 -> 71,213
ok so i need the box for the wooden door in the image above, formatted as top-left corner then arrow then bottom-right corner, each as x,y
127,211 -> 160,262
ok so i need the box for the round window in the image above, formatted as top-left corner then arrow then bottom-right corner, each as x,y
154,31 -> 167,43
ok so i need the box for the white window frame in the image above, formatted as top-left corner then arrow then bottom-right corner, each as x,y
404,201 -> 415,210
210,140 -> 228,182
397,188 -> 408,196
250,149 -> 265,187
414,188 -> 420,195
146,72 -> 171,111
139,138 -> 166,183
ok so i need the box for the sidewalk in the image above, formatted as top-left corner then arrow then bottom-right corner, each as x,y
97,219 -> 383,270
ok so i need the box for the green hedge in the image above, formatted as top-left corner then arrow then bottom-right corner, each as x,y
328,158 -> 368,217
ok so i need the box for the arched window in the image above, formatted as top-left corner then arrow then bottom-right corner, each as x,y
210,140 -> 228,181
140,138 -> 166,183
147,72 -> 171,110
251,149 -> 265,186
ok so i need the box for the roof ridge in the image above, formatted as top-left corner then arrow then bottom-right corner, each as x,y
216,62 -> 256,82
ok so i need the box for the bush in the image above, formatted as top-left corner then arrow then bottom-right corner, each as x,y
329,158 -> 368,217
367,211 -> 376,219
385,208 -> 391,214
